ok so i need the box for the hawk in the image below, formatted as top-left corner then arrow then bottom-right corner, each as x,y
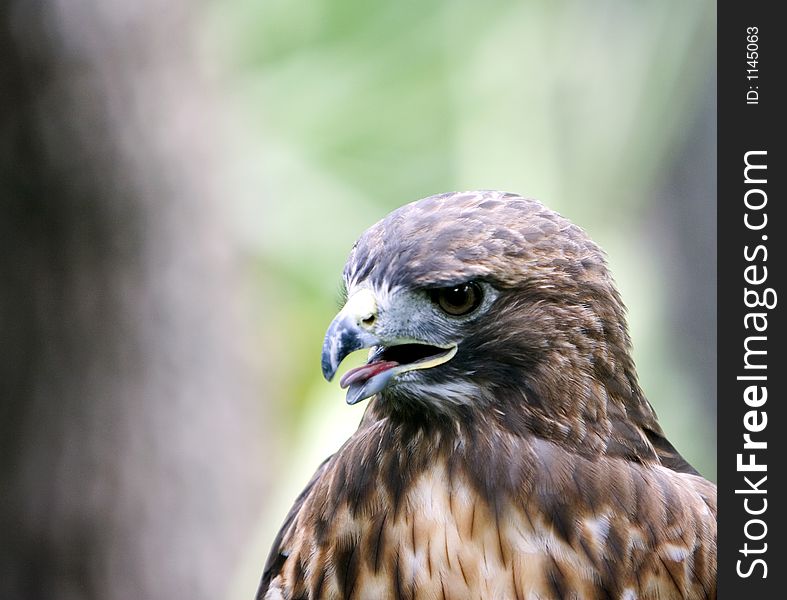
257,191 -> 717,599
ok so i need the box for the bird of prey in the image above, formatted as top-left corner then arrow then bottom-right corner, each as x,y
257,190 -> 717,600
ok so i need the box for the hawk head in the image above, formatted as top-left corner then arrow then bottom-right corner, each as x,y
257,191 -> 713,600
321,190 -> 674,462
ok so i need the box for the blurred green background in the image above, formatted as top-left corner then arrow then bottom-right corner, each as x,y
1,1 -> 716,599
215,2 -> 716,594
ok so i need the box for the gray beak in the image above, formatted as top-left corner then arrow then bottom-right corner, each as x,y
320,288 -> 379,381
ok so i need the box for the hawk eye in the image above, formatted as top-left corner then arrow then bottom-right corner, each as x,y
431,282 -> 483,316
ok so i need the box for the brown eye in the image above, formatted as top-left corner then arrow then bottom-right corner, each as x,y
432,282 -> 483,316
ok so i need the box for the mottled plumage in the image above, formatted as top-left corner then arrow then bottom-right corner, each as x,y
257,191 -> 717,600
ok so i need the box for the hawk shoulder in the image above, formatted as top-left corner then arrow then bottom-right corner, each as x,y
258,419 -> 716,599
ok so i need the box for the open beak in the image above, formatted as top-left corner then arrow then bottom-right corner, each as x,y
321,288 -> 457,405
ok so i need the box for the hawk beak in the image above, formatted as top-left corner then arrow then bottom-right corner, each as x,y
321,288 -> 458,405
321,289 -> 380,382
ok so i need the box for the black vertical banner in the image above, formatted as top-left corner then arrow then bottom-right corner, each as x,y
718,2 -> 785,598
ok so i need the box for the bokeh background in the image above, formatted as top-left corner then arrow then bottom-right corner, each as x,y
1,1 -> 715,599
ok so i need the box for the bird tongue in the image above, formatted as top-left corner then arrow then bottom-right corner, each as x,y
339,360 -> 399,389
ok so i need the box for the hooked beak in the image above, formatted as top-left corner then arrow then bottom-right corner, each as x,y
320,288 -> 379,382
320,288 -> 457,405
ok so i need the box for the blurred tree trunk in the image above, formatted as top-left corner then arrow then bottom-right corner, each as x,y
1,2 -> 268,599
